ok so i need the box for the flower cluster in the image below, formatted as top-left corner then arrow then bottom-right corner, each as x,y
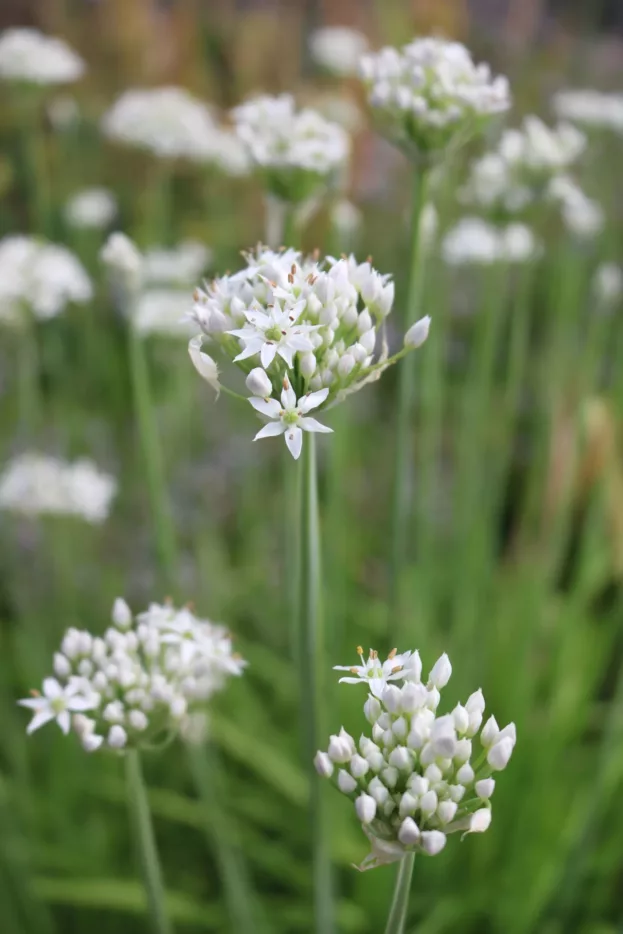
0,28 -> 85,85
462,116 -> 586,213
309,27 -> 369,77
142,241 -> 212,287
188,246 -> 430,459
64,187 -> 118,230
0,235 -> 92,322
593,262 -> 623,306
0,453 -> 117,523
552,89 -> 623,135
232,94 -> 350,203
18,599 -> 247,751
359,37 -> 510,158
547,175 -> 604,239
315,648 -> 516,870
442,218 -> 539,266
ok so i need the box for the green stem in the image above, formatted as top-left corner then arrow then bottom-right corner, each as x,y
384,853 -> 416,934
389,167 -> 431,637
16,90 -> 51,235
297,434 -> 333,934
127,322 -> 177,587
125,750 -> 173,934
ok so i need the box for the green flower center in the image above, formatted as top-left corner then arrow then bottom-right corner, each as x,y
282,409 -> 300,426
265,326 -> 283,342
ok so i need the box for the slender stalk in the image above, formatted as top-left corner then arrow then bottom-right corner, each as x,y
389,166 -> 431,636
297,434 -> 333,934
384,853 -> 416,934
127,322 -> 177,586
125,750 -> 173,934
15,89 -> 51,235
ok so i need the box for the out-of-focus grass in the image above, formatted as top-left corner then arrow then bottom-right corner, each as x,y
1,4 -> 623,934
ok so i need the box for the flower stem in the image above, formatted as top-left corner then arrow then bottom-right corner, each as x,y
297,433 -> 333,934
127,321 -> 177,587
125,750 -> 173,934
16,89 -> 51,235
389,166 -> 431,638
384,853 -> 416,934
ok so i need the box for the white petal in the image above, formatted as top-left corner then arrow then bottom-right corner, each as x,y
43,678 -> 62,698
249,397 -> 282,417
227,327 -> 258,339
188,336 -> 220,396
281,383 -> 297,409
254,422 -> 287,440
26,708 -> 55,734
244,310 -> 271,328
18,697 -> 46,710
286,300 -> 307,323
288,334 -> 315,352
299,388 -> 329,413
234,342 -> 262,363
57,710 -> 71,735
69,696 -> 98,712
261,342 -> 278,369
284,426 -> 303,459
300,417 -> 332,434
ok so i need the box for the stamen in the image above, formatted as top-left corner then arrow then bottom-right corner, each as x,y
391,665 -> 403,674
388,648 -> 397,659
356,645 -> 364,656
350,667 -> 359,674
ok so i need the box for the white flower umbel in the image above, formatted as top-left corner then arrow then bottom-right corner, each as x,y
0,28 -> 84,85
593,262 -> 623,306
0,235 -> 92,322
317,647 -> 516,870
134,290 -> 197,339
18,599 -> 247,751
188,246 -> 429,459
359,37 -> 510,160
309,27 -> 369,77
0,453 -> 117,524
101,232 -> 144,304
547,176 -> 604,239
143,241 -> 212,287
442,218 -> 539,266
552,89 -> 623,135
64,187 -> 118,230
232,94 -> 350,203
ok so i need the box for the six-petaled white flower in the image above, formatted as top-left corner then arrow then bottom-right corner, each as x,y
229,300 -> 319,369
18,677 -> 98,735
334,647 -> 414,698
250,381 -> 332,459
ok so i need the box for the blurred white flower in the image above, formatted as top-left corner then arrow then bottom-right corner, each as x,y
143,241 -> 211,286
47,94 -> 80,129
249,379 -> 332,460
0,453 -> 117,523
210,128 -> 252,176
134,289 -> 196,338
360,37 -> 510,158
18,599 -> 247,751
593,262 -> 623,305
547,176 -> 604,239
0,235 -> 92,321
101,232 -> 144,299
318,646 -> 516,870
64,188 -> 117,230
552,89 -> 623,134
309,26 -> 369,76
442,218 -> 539,265
331,199 -> 362,245
0,28 -> 84,85
232,94 -> 350,203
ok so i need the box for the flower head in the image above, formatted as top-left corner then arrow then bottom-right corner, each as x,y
442,218 -> 539,266
552,89 -> 623,135
143,241 -> 212,287
360,37 -> 510,159
18,599 -> 247,751
0,28 -> 84,85
318,647 -> 516,869
309,27 -> 369,77
64,188 -> 117,230
0,235 -> 92,322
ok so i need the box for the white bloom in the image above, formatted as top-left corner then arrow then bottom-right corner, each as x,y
442,218 -> 539,266
475,779 -> 495,799
245,367 -> 273,397
355,793 -> 377,823
143,241 -> 211,287
0,235 -> 92,322
420,831 -> 446,856
338,769 -> 358,793
469,808 -> 492,833
64,188 -> 117,229
101,232 -> 143,296
360,38 -> 510,157
593,263 -> 623,305
230,300 -> 319,369
428,653 -> 452,688
0,453 -> 117,523
0,28 -> 84,85
334,647 -> 414,698
250,379 -> 332,460
18,678 -> 97,734
553,89 -> 623,135
133,290 -> 194,338
487,737 -> 514,771
309,27 -> 368,76
108,725 -> 128,749
547,176 -> 604,238
314,751 -> 334,777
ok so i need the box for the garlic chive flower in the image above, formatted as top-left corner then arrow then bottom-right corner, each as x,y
188,246 -> 430,459
18,599 -> 247,752
552,89 -> 623,135
317,647 -> 516,870
232,94 -> 350,204
0,235 -> 92,322
0,28 -> 85,85
359,37 -> 510,160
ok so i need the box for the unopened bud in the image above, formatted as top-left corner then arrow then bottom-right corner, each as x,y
355,793 -> 377,824
456,763 -> 475,784
437,800 -> 458,824
337,353 -> 355,377
428,653 -> 452,688
337,769 -> 357,793
398,817 -> 421,845
388,745 -> 411,770
404,315 -> 431,348
364,696 -> 382,724
246,367 -> 272,397
314,751 -> 334,777
470,808 -> 492,833
357,309 -> 372,334
107,725 -> 127,749
421,830 -> 446,856
487,737 -> 514,771
399,792 -> 418,817
359,328 -> 376,354
475,778 -> 495,799
419,790 -> 438,816
481,716 -> 500,748
350,754 -> 369,778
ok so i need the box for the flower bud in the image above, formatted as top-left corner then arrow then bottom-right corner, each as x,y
357,309 -> 372,334
350,754 -> 370,778
402,651 -> 423,683
309,374 -> 323,391
388,745 -> 411,770
112,598 -> 132,629
419,790 -> 438,816
404,315 -> 431,348
425,687 -> 441,710
359,328 -> 376,354
454,738 -> 472,764
419,742 -> 436,766
366,750 -> 385,772
368,776 -> 389,805
481,716 -> 500,748
398,817 -> 420,845
328,733 -> 352,763
430,716 -> 457,757
448,784 -> 466,802
392,716 -> 408,740
456,763 -> 475,784
382,728 -> 396,749
322,327 -> 335,347
470,808 -> 492,833
83,733 -> 104,753
382,685 -> 402,713
421,830 -> 446,856
498,722 -> 517,747
452,704 -> 469,735
408,774 -> 429,796
189,336 -> 220,397
352,342 -> 367,363
400,681 -> 427,713
341,305 -> 358,328
424,764 -> 443,784
355,793 -> 377,824
246,367 -> 272,397
381,766 -> 399,788
372,722 -> 384,744
314,751 -> 334,777
53,653 -> 71,678
399,792 -> 418,818
298,351 -> 316,379
338,769 -> 357,793
428,653 -> 452,689
321,369 -> 335,387
465,689 -> 485,713
128,710 -> 148,731
475,778 -> 495,799
363,696 -> 382,724
107,725 -> 127,749
487,737 -> 513,771
467,710 -> 483,737
337,353 -> 355,377
437,800 -> 458,824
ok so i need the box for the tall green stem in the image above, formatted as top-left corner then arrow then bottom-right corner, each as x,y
127,323 -> 177,587
297,434 -> 333,934
389,167 -> 431,636
16,90 -> 51,235
384,853 -> 416,934
125,750 -> 173,934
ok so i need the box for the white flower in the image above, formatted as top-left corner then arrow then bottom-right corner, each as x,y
250,379 -> 332,460
334,647 -> 414,698
0,28 -> 84,85
142,241 -> 211,287
18,678 -> 97,734
64,188 -> 117,229
552,89 -> 623,134
0,453 -> 117,523
331,199 -> 362,242
134,290 -> 195,338
0,236 -> 92,322
245,367 -> 273,397
360,38 -> 510,158
309,27 -> 369,77
442,218 -> 539,266
404,316 -> 431,348
188,336 -> 220,396
229,299 -> 319,369
593,263 -> 623,305
547,176 -> 604,238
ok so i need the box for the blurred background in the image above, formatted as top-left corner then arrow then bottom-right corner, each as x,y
1,1 -> 623,933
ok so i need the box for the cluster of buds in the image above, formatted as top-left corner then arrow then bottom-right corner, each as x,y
232,94 -> 350,204
188,246 -> 430,459
359,37 -> 510,160
315,648 -> 516,870
18,599 -> 247,752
